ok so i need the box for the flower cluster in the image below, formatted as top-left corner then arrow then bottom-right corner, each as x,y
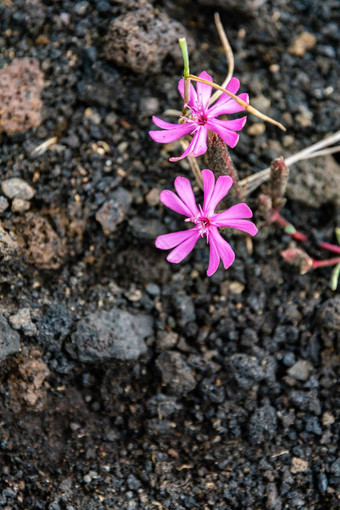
150,71 -> 257,276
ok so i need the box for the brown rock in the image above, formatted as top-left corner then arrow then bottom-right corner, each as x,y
0,58 -> 44,135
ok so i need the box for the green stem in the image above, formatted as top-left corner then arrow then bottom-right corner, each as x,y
179,38 -> 190,107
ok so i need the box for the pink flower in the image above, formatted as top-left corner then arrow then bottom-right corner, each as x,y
149,71 -> 249,161
155,170 -> 258,276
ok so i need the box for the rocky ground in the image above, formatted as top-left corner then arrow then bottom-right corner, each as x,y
0,0 -> 339,509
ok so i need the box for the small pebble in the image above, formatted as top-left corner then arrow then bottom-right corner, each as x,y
145,187 -> 161,206
12,197 -> 31,212
1,178 -> 35,200
145,282 -> 160,296
0,195 -> 9,212
289,32 -> 316,57
247,122 -> 266,136
140,97 -> 160,115
287,360 -> 313,381
291,457 -> 309,473
322,412 -> 335,427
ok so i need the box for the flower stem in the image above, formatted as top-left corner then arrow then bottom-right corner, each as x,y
271,210 -> 340,254
179,38 -> 190,107
270,210 -> 308,242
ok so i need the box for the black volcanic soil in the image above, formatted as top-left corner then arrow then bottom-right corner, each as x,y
0,1 -> 339,509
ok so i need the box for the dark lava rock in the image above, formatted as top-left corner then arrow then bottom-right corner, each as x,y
290,390 -> 322,415
0,313 -> 20,360
228,353 -> 277,388
69,308 -> 153,361
316,296 -> 340,332
248,404 -> 277,445
172,292 -> 196,326
95,188 -> 132,234
103,0 -> 193,73
156,351 -> 196,395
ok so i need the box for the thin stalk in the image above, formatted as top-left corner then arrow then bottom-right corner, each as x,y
312,257 -> 340,269
179,38 -> 190,107
240,130 -> 340,195
188,74 -> 286,131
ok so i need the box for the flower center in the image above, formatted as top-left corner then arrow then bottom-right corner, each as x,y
190,97 -> 208,125
185,206 -> 211,240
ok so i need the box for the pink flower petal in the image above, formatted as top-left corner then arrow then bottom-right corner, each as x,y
196,71 -> 213,109
149,122 -> 194,143
202,169 -> 215,213
204,175 -> 233,215
210,228 -> 235,270
214,117 -> 247,132
225,77 -> 241,95
212,203 -> 254,222
169,126 -> 207,162
208,93 -> 249,117
151,116 -> 181,130
207,233 -> 221,276
174,176 -> 199,217
178,79 -> 197,107
206,119 -> 240,148
214,219 -> 258,236
159,190 -> 193,217
156,229 -> 197,250
167,229 -> 200,263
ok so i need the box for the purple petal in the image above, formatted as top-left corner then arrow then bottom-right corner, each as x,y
213,117 -> 247,132
169,126 -> 207,162
225,77 -> 241,95
149,122 -> 194,144
159,190 -> 193,217
167,229 -> 200,263
215,219 -> 258,236
210,228 -> 235,270
196,71 -> 213,109
156,229 -> 197,250
178,79 -> 197,107
202,169 -> 215,212
207,233 -> 221,276
212,203 -> 254,222
189,126 -> 208,156
151,116 -> 181,130
208,93 -> 249,117
174,176 -> 199,217
204,175 -> 233,215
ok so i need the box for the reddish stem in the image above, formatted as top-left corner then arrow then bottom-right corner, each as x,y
318,241 -> 340,255
312,257 -> 340,269
270,210 -> 308,242
270,210 -> 340,253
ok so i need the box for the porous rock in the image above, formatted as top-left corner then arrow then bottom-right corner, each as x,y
248,404 -> 277,444
0,58 -> 44,135
70,308 -> 153,362
156,351 -> 196,395
228,353 -> 277,388
103,1 -> 194,73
